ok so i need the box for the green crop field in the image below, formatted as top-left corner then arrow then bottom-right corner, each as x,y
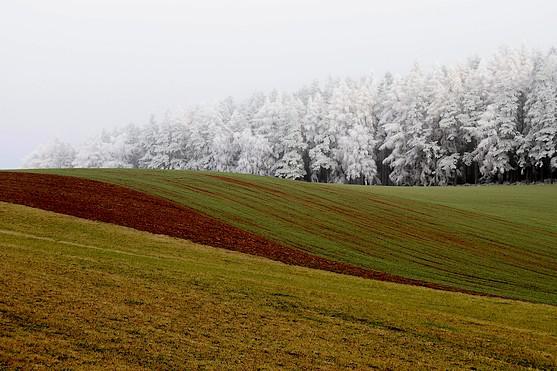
370,184 -> 557,234
1,201 -> 556,369
29,169 -> 557,304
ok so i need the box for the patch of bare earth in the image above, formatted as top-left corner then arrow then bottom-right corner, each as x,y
0,172 -> 497,297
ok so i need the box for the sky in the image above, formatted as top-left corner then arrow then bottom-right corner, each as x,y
1,0 -> 557,169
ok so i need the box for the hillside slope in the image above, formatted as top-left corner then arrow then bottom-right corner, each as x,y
20,169 -> 557,304
370,184 -> 557,233
0,172 -> 463,293
1,202 -> 556,369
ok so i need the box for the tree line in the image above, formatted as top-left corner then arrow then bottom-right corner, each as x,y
25,47 -> 557,185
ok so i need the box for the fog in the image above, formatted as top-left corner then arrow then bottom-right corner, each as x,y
1,0 -> 556,168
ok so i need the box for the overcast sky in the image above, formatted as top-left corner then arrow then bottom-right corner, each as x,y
1,0 -> 556,168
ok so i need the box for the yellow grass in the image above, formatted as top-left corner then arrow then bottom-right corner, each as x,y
1,202 -> 556,369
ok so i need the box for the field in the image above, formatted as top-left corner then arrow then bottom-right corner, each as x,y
1,202 -> 556,369
22,168 -> 557,304
1,169 -> 557,369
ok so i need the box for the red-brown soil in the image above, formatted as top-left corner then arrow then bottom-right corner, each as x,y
0,171 -> 497,297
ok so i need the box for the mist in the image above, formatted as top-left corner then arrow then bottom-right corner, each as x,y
2,0 -> 557,168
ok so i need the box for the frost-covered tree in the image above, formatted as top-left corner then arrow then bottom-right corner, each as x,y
273,96 -> 307,180
302,93 -> 323,180
24,139 -> 75,168
456,58 -> 487,183
24,46 -> 557,185
121,124 -> 146,168
72,129 -> 135,168
381,65 -> 437,185
186,107 -> 223,170
521,49 -> 557,181
338,124 -> 377,184
235,129 -> 273,175
139,115 -> 188,169
306,92 -> 338,182
474,47 -> 533,181
334,78 -> 378,184
374,72 -> 396,184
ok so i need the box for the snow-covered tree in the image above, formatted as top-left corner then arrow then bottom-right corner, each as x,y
235,129 -> 273,175
474,47 -> 533,181
139,115 -> 188,169
274,118 -> 306,180
338,124 -> 378,184
24,139 -> 75,168
23,46 -> 557,185
382,65 -> 437,185
521,49 -> 557,180
306,92 -> 338,182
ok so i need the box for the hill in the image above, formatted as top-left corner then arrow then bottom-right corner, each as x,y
9,169 -> 557,304
1,202 -> 556,369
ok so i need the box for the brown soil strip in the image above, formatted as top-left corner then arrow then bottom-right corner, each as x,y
0,172 -> 500,298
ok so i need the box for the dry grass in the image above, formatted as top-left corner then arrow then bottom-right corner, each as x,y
30,168 -> 557,304
1,202 -> 556,369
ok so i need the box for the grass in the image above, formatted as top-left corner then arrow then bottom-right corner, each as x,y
1,201 -> 556,369
28,168 -> 557,304
369,184 -> 557,233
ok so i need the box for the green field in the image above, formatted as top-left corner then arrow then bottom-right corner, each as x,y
1,202 -> 556,369
30,169 -> 557,304
370,184 -> 557,234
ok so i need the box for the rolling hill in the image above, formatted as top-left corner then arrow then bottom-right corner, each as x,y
9,168 -> 556,304
1,201 -> 556,369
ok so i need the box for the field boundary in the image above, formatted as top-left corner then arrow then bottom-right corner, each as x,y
0,171 -> 505,298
